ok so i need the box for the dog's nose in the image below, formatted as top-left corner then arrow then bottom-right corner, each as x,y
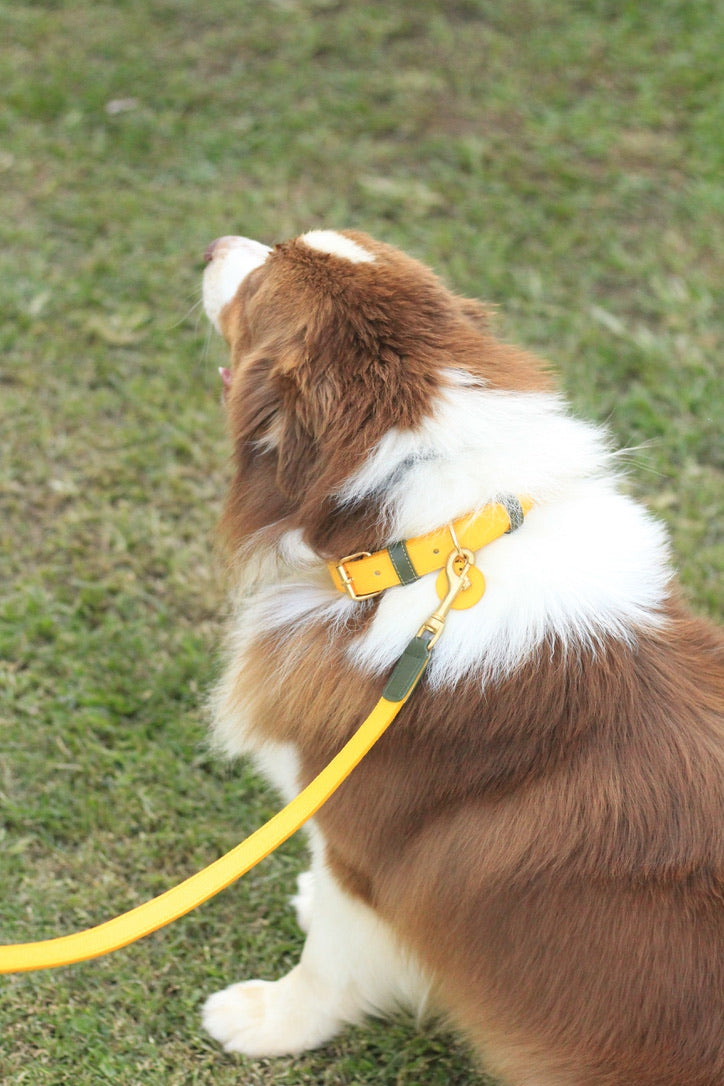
204,235 -> 272,266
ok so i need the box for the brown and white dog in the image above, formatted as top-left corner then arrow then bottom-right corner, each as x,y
200,229 -> 723,1086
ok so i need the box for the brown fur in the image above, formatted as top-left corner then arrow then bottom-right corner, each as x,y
216,231 -> 724,1085
219,234 -> 550,561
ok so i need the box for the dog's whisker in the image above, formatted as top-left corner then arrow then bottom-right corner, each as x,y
167,297 -> 204,332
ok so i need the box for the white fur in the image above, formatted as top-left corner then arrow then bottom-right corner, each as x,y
327,376 -> 671,685
341,377 -> 614,528
203,236 -> 271,332
301,229 -> 375,264
203,856 -> 431,1057
211,377 -> 672,710
352,481 -> 670,689
205,340 -> 674,1058
290,869 -> 315,933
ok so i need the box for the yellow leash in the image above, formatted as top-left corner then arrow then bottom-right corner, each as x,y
0,578 -> 446,975
0,502 -> 526,975
0,689 -> 414,975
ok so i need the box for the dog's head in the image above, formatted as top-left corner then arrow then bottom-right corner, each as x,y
203,229 -> 550,563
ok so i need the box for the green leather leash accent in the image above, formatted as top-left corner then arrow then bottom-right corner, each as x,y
382,633 -> 433,701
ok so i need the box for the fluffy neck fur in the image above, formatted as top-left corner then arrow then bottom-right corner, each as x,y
233,374 -> 672,690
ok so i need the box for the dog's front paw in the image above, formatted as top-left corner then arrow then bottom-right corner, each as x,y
203,980 -> 281,1056
203,970 -> 342,1057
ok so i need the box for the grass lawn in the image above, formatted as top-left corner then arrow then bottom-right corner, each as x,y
0,0 -> 721,1082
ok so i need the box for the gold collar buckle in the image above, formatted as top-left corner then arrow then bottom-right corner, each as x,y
335,552 -> 383,601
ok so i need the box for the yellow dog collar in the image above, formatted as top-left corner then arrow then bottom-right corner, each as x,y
330,495 -> 533,600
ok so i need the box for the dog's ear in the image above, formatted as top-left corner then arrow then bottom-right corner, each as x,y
273,377 -> 322,499
269,269 -> 442,505
272,330 -> 361,501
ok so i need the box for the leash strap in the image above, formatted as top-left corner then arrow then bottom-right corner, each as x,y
0,635 -> 431,975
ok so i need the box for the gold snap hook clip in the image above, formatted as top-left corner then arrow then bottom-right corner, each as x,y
419,547 -> 482,649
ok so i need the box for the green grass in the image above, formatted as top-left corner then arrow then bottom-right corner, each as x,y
1,0 -> 721,1082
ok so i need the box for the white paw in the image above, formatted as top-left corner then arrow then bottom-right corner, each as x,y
290,869 -> 314,933
203,980 -> 283,1057
202,970 -> 341,1057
